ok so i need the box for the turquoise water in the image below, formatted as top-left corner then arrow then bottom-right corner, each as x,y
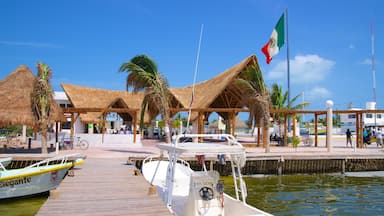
0,194 -> 47,216
224,173 -> 384,215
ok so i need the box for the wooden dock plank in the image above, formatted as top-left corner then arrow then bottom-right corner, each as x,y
37,157 -> 171,216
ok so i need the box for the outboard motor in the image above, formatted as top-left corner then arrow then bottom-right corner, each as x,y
184,171 -> 224,216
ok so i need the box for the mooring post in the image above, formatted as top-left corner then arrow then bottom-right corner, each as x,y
342,159 -> 346,174
278,155 -> 284,175
55,142 -> 59,154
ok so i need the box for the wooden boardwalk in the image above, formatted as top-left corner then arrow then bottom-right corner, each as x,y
37,155 -> 171,216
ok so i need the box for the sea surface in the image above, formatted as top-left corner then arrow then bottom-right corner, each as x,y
2,172 -> 384,216
0,193 -> 47,216
225,172 -> 384,216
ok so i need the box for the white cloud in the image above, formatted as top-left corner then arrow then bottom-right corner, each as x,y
266,54 -> 335,84
0,40 -> 62,48
307,86 -> 332,99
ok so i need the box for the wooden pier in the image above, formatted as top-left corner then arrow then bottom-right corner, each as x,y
37,155 -> 171,216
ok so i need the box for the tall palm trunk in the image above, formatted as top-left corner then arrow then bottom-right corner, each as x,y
40,107 -> 48,154
257,95 -> 271,153
163,112 -> 171,143
160,91 -> 171,143
31,63 -> 52,154
40,121 -> 48,153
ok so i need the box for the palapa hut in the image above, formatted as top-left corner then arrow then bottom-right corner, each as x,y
169,55 -> 269,136
0,65 -> 64,128
59,55 -> 269,145
61,84 -> 151,143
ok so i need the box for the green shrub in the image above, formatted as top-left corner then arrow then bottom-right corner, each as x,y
292,136 -> 300,148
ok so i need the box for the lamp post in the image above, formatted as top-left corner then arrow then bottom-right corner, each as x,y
326,100 -> 333,152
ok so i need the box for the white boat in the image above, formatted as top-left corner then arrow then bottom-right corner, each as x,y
142,134 -> 272,216
0,153 -> 84,199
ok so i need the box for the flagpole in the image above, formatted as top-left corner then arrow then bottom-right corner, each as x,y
286,8 -> 290,107
285,8 -> 291,132
371,22 -> 377,128
186,24 -> 204,133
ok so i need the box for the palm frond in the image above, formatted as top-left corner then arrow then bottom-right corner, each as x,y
287,93 -> 299,107
130,55 -> 158,74
291,101 -> 311,110
119,62 -> 130,73
239,65 -> 266,94
119,54 -> 172,142
234,64 -> 271,129
31,62 -> 53,120
270,83 -> 311,126
234,78 -> 255,96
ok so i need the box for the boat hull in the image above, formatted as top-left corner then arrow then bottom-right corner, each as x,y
142,160 -> 272,216
0,165 -> 71,199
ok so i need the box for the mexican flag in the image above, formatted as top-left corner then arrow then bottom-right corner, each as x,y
261,14 -> 285,64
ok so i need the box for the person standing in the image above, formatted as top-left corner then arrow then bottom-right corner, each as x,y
376,128 -> 382,147
346,129 -> 353,147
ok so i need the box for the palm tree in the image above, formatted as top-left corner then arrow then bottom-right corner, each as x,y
270,83 -> 309,111
119,54 -> 172,143
31,62 -> 53,154
236,65 -> 270,128
235,64 -> 271,152
270,84 -> 285,111
270,83 -> 310,136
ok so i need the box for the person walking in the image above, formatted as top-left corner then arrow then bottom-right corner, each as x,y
376,128 -> 382,147
346,129 -> 353,147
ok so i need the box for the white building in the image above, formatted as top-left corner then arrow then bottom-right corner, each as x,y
340,102 -> 384,133
53,91 -> 73,134
54,91 -> 72,109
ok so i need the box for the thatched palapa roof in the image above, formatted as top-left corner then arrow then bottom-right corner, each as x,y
0,65 -> 64,128
169,55 -> 260,120
61,84 -> 149,123
62,55 -> 266,125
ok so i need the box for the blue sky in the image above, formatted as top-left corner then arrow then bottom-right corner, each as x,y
0,0 -> 383,111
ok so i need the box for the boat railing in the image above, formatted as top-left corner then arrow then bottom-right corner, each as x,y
25,153 -> 84,169
143,155 -> 191,169
174,134 -> 244,148
0,157 -> 12,171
